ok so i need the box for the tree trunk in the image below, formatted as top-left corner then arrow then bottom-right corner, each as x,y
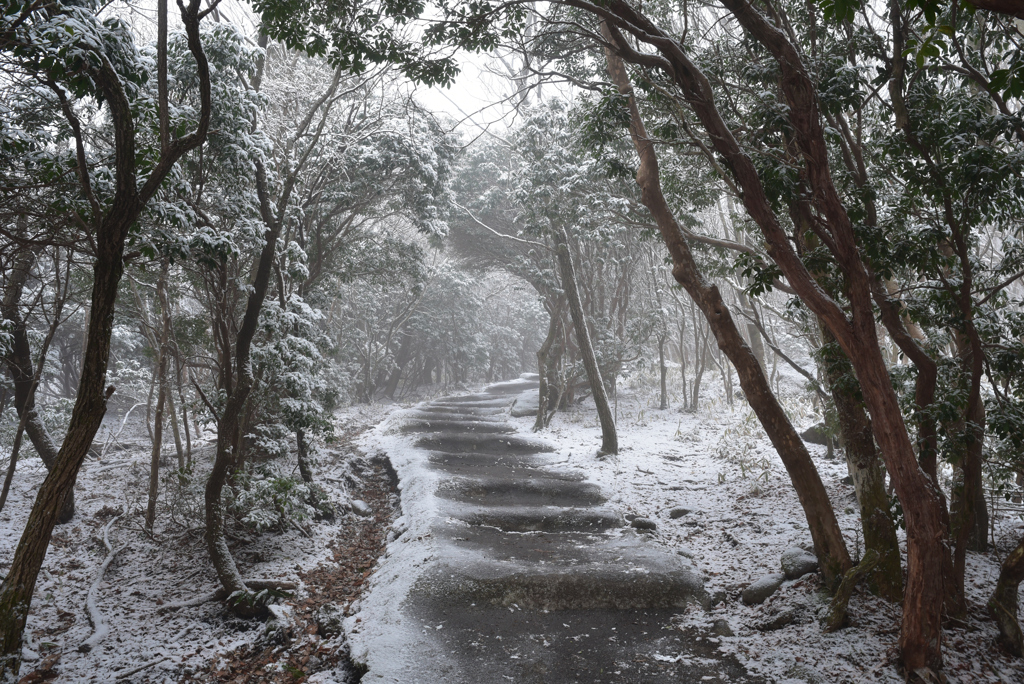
593,4 -> 949,668
554,228 -> 617,455
738,293 -> 767,374
0,0 -> 212,667
677,320 -> 688,411
658,334 -> 668,410
383,331 -> 413,399
602,31 -> 851,587
989,533 -> 1024,656
819,325 -> 902,601
206,65 -> 345,609
146,261 -> 171,532
146,358 -> 167,532
1,246 -> 75,524
171,345 -> 192,467
691,313 -> 707,412
534,303 -> 562,431
296,427 -> 313,483
205,181 -> 280,607
166,384 -> 184,470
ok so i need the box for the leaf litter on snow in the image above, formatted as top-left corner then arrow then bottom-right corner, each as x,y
1,402 -> 399,683
500,381 -> 1024,684
6,380 -> 1024,683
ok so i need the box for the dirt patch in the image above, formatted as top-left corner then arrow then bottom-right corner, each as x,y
196,458 -> 398,684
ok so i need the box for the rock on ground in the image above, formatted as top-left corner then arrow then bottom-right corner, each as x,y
780,547 -> 819,579
799,423 -> 828,445
742,573 -> 785,605
631,517 -> 658,531
315,603 -> 346,638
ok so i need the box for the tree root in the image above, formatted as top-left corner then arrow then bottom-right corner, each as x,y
78,515 -> 125,652
824,548 -> 880,632
156,579 -> 297,614
114,655 -> 168,680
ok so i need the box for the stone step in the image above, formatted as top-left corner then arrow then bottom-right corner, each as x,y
484,380 -> 541,395
405,410 -> 506,423
429,460 -> 586,482
436,475 -> 605,507
445,504 -> 623,533
400,419 -> 515,435
413,405 -> 506,417
397,604 -> 753,684
411,533 -> 705,610
415,433 -> 554,455
425,451 -> 553,470
431,394 -> 505,404
429,403 -> 511,413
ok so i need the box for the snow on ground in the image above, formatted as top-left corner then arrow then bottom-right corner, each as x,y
4,375 -> 1024,683
0,401 -> 397,683
491,381 -> 1024,684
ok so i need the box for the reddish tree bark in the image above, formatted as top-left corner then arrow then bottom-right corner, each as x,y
602,27 -> 851,587
573,0 -> 949,670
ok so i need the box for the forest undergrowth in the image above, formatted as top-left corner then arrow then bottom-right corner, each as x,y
530,378 -> 1024,684
1,403 -> 400,684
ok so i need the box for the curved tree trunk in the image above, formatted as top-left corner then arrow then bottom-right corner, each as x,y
205,160 -> 283,606
589,2 -> 950,668
602,30 -> 851,588
553,228 -> 617,455
205,66 -> 345,608
1,245 -> 75,524
0,1 -> 212,675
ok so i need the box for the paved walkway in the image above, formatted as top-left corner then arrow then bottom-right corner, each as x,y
345,377 -> 759,683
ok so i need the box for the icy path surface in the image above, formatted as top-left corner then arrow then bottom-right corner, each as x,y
343,376 -> 759,683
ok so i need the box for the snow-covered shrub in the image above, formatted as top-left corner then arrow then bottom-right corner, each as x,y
229,463 -> 334,533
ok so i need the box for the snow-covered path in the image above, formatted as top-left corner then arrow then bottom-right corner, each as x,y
344,377 -> 760,683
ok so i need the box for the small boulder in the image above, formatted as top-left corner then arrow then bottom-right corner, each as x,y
669,507 -> 692,519
781,547 -> 819,580
786,663 -> 824,684
351,499 -> 372,517
631,517 -> 657,532
800,423 -> 828,446
676,546 -> 695,559
741,573 -> 785,605
757,608 -> 797,632
710,618 -> 734,637
262,604 -> 295,645
314,603 -> 346,638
